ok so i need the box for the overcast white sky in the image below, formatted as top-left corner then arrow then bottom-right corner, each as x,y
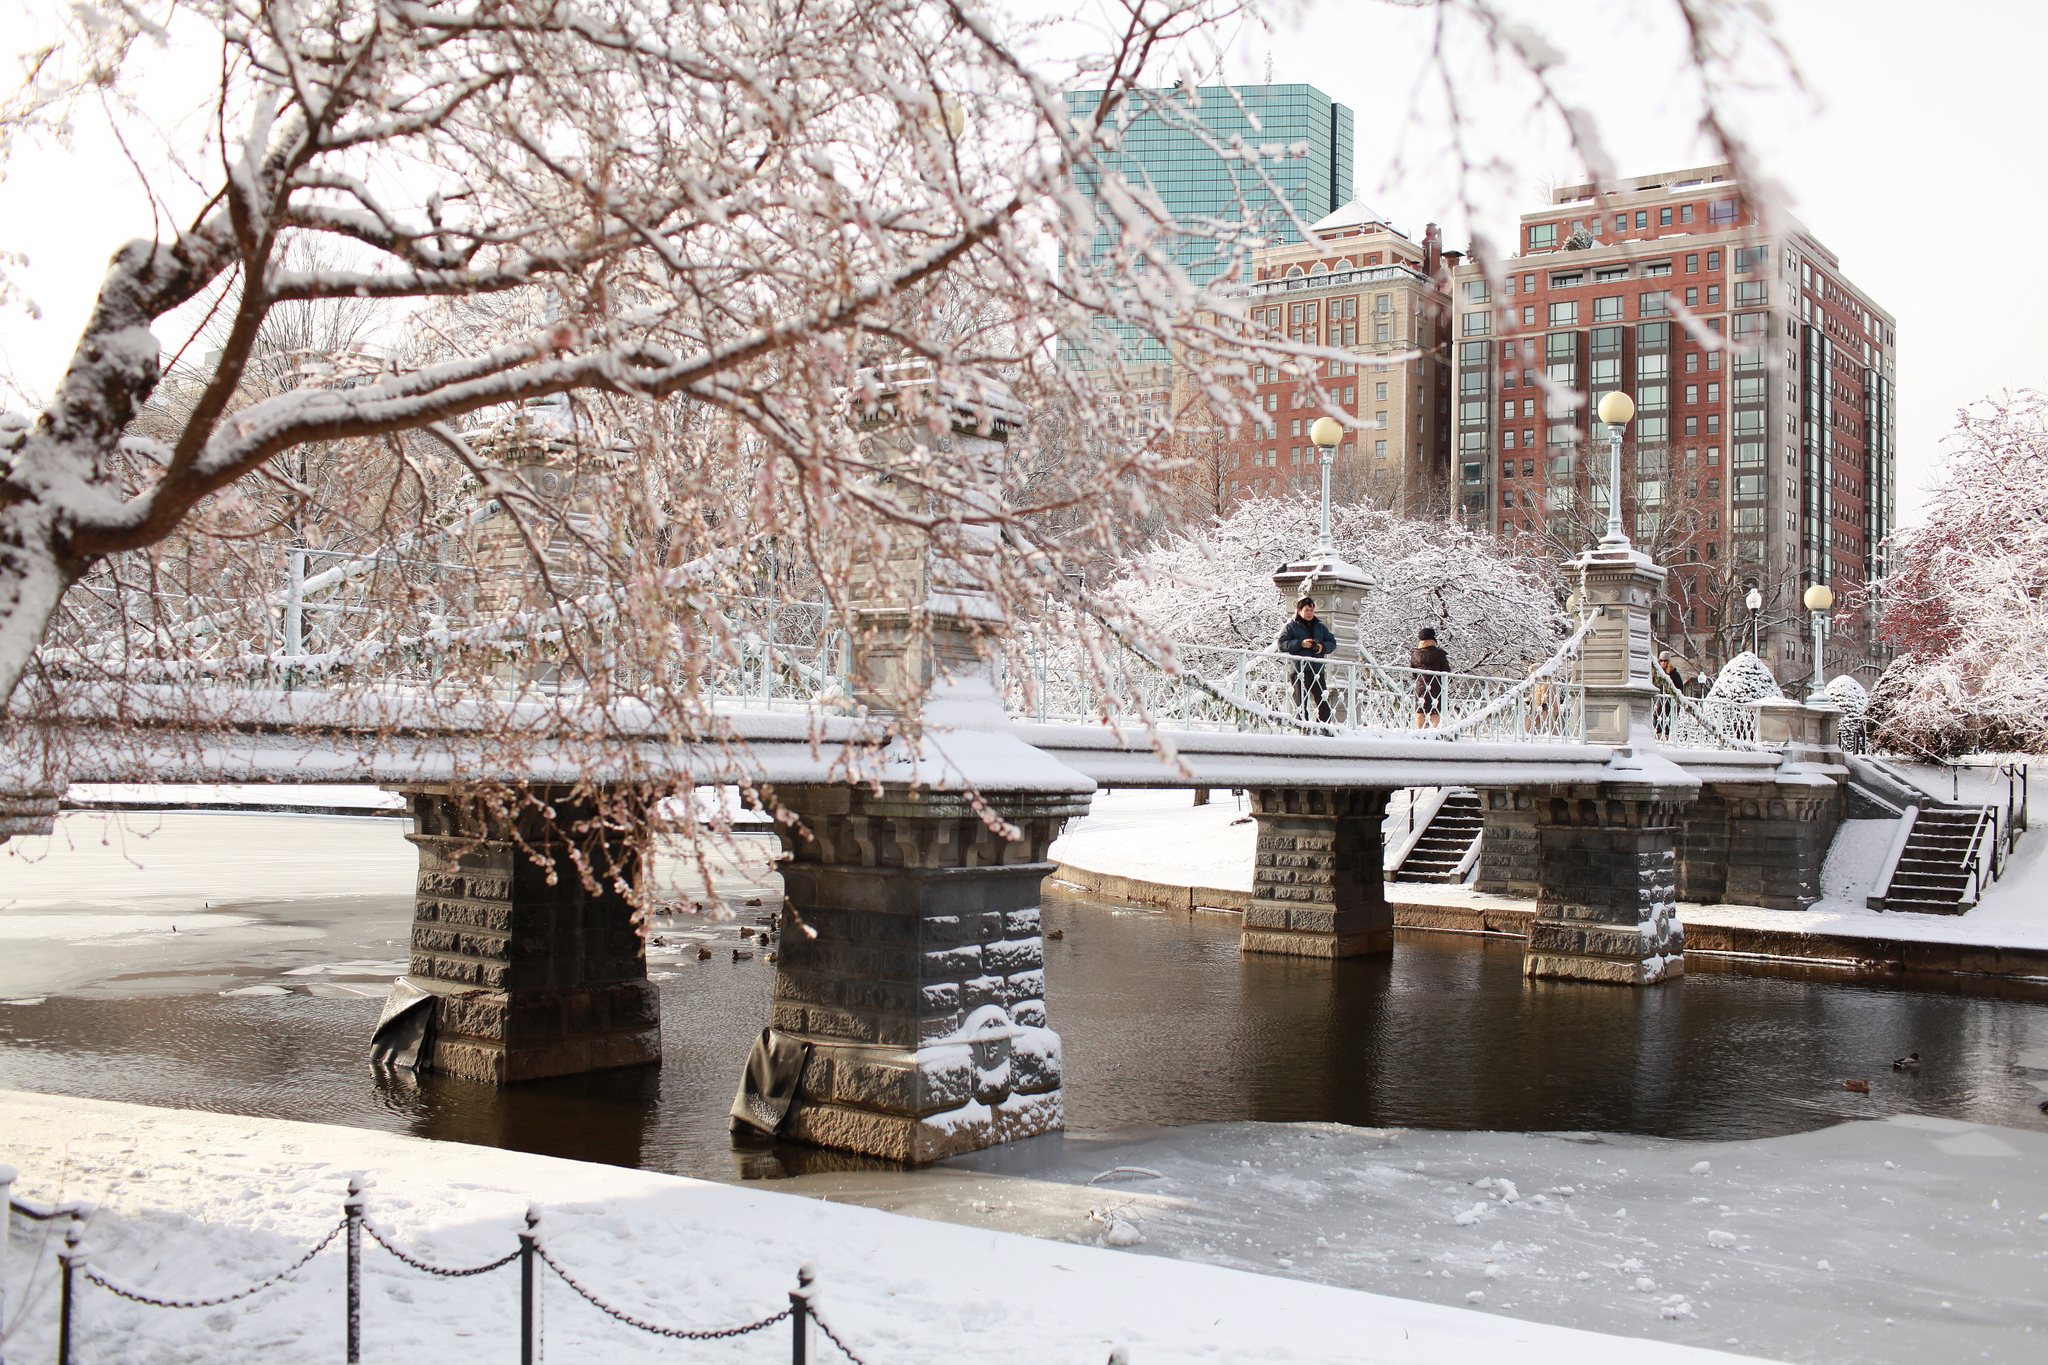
2,0 -> 2041,527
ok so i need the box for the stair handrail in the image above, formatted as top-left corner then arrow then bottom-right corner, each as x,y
1866,804 -> 1919,911
1961,804 -> 1997,906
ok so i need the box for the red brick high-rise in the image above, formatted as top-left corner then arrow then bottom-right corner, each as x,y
1450,164 -> 1896,685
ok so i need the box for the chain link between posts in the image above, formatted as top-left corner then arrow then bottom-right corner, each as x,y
363,1220 -> 521,1277
812,1308 -> 876,1365
536,1244 -> 793,1340
81,1218 -> 345,1308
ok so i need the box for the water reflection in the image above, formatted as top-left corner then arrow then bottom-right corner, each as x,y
0,886 -> 2042,1183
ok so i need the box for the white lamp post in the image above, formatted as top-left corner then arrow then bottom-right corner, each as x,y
1744,585 -> 1762,656
1594,390 -> 1635,549
1803,582 -> 1834,704
1310,416 -> 1344,553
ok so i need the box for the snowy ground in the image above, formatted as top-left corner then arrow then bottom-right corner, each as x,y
0,1091 -> 1757,1365
1052,781 -> 2048,952
795,1109 -> 2048,1365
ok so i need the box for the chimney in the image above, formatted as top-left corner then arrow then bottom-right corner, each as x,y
1423,222 -> 1442,277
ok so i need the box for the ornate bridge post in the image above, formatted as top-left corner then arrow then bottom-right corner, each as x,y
764,382 -> 1095,1162
1522,544 -> 1697,984
1241,787 -> 1393,957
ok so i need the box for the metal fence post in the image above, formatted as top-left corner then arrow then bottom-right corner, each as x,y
520,1204 -> 543,1365
345,1177 -> 364,1364
789,1262 -> 816,1365
57,1220 -> 84,1365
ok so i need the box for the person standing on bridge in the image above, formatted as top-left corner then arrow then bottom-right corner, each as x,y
1278,596 -> 1337,724
1410,627 -> 1450,728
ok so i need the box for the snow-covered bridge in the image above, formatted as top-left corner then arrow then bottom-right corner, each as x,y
0,424 -> 1864,1166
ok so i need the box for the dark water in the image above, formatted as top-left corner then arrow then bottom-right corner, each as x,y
4,882 -> 2046,1179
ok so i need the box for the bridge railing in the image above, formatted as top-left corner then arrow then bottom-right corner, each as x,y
1004,639 -> 1588,741
1652,669 -> 1767,750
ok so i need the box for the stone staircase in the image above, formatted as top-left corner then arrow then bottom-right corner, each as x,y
1877,806 -> 1992,914
1393,789 -> 1485,884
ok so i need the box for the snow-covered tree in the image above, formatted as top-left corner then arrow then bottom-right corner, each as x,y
1862,395 -> 2048,756
0,0 -> 1807,851
1708,650 -> 1782,703
1110,494 -> 1565,674
1826,672 -> 1870,754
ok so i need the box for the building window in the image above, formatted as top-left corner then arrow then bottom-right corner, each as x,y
1528,223 -> 1558,250
1377,322 -> 1392,342
1613,213 -> 1626,233
1548,423 -> 1578,446
1734,281 -> 1767,306
1706,415 -> 1720,433
1635,211 -> 1648,229
1685,288 -> 1698,308
1595,267 -> 1628,282
1549,301 -> 1578,327
1685,416 -> 1698,436
1685,254 -> 1699,274
1708,382 -> 1723,402
1593,296 -> 1622,322
1706,250 -> 1721,272
1376,411 -> 1389,428
1709,199 -> 1738,225
1685,385 -> 1698,404
1660,208 -> 1673,226
1680,204 -> 1694,224
1639,291 -> 1669,318
1502,460 -> 1517,478
1375,440 -> 1388,459
1734,246 -> 1768,273
1550,272 -> 1583,289
1465,280 -> 1489,303
1707,445 -> 1721,466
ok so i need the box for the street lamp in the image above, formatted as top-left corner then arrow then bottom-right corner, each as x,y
1594,390 -> 1635,549
1745,585 -> 1762,656
1802,582 -> 1834,704
1310,416 -> 1344,553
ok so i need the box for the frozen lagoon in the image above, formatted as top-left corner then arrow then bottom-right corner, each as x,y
5,805 -> 2048,1361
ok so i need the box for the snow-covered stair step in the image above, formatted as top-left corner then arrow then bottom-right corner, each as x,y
1393,790 -> 1485,884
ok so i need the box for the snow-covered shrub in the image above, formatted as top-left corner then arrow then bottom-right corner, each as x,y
1708,651 -> 1783,703
1864,396 -> 2048,756
1826,674 -> 1871,753
1109,494 -> 1566,675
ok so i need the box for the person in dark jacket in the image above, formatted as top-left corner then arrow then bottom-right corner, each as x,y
1278,596 -> 1337,723
1410,626 -> 1450,727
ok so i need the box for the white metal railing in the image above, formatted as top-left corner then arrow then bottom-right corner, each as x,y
1004,637 -> 1588,741
1652,668 -> 1766,750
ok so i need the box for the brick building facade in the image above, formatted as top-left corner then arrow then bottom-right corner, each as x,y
1449,164 -> 1896,685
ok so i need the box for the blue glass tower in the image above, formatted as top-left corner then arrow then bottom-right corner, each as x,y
1064,83 -> 1354,286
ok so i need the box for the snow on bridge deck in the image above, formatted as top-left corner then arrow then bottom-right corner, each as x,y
33,686 -> 1798,794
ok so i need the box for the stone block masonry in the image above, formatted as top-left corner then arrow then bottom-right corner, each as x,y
769,783 -> 1091,1164
1523,788 -> 1687,986
1242,787 -> 1392,958
1718,785 -> 1840,912
1475,789 -> 1538,899
394,784 -> 660,1084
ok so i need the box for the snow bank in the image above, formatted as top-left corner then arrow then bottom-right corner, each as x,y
0,1091 -> 1752,1365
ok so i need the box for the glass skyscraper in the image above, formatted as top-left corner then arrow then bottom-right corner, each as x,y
1063,83 -> 1355,287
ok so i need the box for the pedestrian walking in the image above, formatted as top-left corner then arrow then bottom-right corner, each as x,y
1278,596 -> 1337,724
1410,627 -> 1450,728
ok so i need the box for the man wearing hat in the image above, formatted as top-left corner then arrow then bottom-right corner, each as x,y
1410,627 -> 1450,728
1278,596 -> 1338,723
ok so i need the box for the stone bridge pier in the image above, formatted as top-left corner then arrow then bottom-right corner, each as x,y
1241,787 -> 1393,957
390,782 -> 660,1083
767,785 -> 1089,1162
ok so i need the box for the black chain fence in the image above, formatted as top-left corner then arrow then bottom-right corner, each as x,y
2,1170 -> 896,1365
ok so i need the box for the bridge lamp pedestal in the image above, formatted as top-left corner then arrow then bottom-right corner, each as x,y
1518,412 -> 1694,986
